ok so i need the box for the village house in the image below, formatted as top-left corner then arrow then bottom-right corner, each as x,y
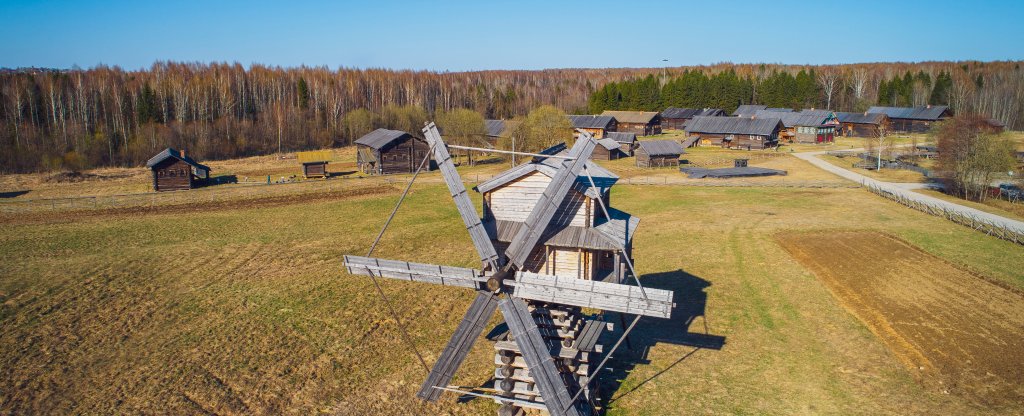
836,112 -> 890,138
601,111 -> 662,136
754,109 -> 839,144
146,148 -> 211,192
355,128 -> 434,175
684,116 -> 783,150
867,105 -> 952,133
660,107 -> 726,130
568,115 -> 617,139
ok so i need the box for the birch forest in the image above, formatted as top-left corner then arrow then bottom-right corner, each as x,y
1,61 -> 1022,172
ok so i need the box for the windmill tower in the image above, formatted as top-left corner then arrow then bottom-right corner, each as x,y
344,123 -> 673,416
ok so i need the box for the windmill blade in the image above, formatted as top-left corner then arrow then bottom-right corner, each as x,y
344,255 -> 486,290
510,272 -> 674,319
504,133 -> 597,271
423,123 -> 502,271
498,297 -> 586,416
417,291 -> 499,401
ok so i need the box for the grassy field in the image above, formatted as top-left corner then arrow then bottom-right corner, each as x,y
2,149 -> 1023,415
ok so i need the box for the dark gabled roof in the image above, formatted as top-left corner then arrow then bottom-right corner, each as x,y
601,111 -> 660,124
867,106 -> 951,121
146,148 -> 210,172
636,140 -> 684,156
765,108 -> 794,113
685,116 -> 783,136
732,105 -> 767,117
661,107 -> 727,119
568,115 -> 616,129
484,119 -> 506,137
596,138 -> 621,151
836,112 -> 888,125
605,132 -> 637,144
753,109 -> 836,128
355,128 -> 413,150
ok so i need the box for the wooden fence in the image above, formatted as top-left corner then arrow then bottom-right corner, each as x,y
865,184 -> 1024,245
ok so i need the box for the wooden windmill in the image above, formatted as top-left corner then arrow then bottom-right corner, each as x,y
344,123 -> 674,416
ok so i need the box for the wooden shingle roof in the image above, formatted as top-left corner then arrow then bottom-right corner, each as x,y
836,112 -> 888,125
146,148 -> 210,172
601,110 -> 660,124
732,105 -> 767,117
355,128 -> 413,150
605,132 -> 636,144
685,116 -> 783,136
568,115 -> 616,129
636,140 -> 684,156
867,106 -> 951,121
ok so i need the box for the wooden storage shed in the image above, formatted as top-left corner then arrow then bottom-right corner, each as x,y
146,148 -> 211,192
568,115 -> 617,139
297,150 -> 332,178
591,138 -> 625,160
684,116 -> 783,149
601,111 -> 662,136
661,108 -> 727,130
355,128 -> 434,175
754,109 -> 838,144
866,105 -> 952,133
836,112 -> 890,137
605,132 -> 638,156
634,140 -> 684,168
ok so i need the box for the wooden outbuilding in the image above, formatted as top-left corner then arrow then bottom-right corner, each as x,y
684,116 -> 783,150
146,148 -> 211,192
660,108 -> 726,130
836,112 -> 890,137
297,150 -> 332,178
568,115 -> 617,139
605,132 -> 637,156
867,105 -> 952,133
601,111 -> 662,136
634,140 -> 684,168
754,109 -> 838,144
591,138 -> 625,160
355,128 -> 434,175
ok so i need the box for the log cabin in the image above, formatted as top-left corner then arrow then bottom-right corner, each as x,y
568,115 -> 617,139
146,148 -> 211,192
600,111 -> 662,136
355,128 -> 434,175
605,132 -> 637,156
866,105 -> 952,133
684,116 -> 783,149
634,140 -> 684,168
754,109 -> 838,144
660,108 -> 726,130
591,138 -> 624,160
475,150 -> 636,282
836,112 -> 890,137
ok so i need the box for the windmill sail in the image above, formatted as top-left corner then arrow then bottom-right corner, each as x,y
417,292 -> 499,401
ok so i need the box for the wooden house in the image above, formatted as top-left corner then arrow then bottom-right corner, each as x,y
475,151 -> 636,282
355,128 -> 434,175
568,115 -> 617,139
732,105 -> 768,117
754,109 -> 838,144
836,112 -> 890,137
601,111 -> 662,136
867,105 -> 952,133
684,116 -> 783,150
297,150 -> 331,178
591,138 -> 625,160
483,119 -> 520,147
605,132 -> 638,156
145,148 -> 211,192
634,140 -> 684,168
660,108 -> 726,130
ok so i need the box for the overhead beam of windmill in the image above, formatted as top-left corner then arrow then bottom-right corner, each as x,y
344,122 -> 674,416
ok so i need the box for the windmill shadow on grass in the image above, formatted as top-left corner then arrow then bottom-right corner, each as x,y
465,269 -> 725,412
598,269 -> 725,408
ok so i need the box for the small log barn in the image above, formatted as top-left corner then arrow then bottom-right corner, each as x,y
146,148 -> 211,192
605,132 -> 637,156
732,105 -> 768,117
836,112 -> 890,137
591,138 -> 625,160
866,105 -> 952,133
568,115 -> 617,139
684,116 -> 783,149
475,151 -> 636,283
484,119 -> 519,147
355,128 -> 434,175
754,109 -> 838,144
660,107 -> 726,130
634,140 -> 684,168
297,150 -> 331,178
601,111 -> 662,136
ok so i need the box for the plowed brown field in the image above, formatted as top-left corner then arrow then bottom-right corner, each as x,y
778,231 -> 1024,409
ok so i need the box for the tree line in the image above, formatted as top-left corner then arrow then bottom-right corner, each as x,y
0,61 -> 1021,173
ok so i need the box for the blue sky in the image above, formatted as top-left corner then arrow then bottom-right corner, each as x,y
1,0 -> 1021,71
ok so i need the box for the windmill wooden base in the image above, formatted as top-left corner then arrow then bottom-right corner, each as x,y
493,303 -> 607,415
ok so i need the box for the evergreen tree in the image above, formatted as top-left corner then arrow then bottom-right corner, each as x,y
297,78 -> 310,109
